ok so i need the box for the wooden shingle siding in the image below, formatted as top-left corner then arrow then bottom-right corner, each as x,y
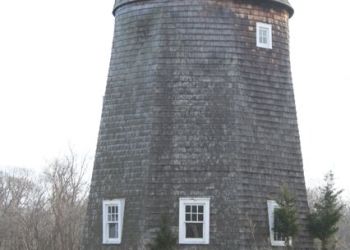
83,0 -> 314,249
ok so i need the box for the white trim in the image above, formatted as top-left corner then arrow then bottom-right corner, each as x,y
179,197 -> 210,245
256,22 -> 272,49
102,199 -> 125,244
267,200 -> 290,247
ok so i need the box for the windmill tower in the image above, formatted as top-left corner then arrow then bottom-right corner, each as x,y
83,0 -> 314,249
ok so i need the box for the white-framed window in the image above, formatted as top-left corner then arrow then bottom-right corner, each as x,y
256,22 -> 272,49
267,200 -> 291,246
179,198 -> 210,245
102,199 -> 125,244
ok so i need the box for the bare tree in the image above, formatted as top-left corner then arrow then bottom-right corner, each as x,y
0,150 -> 90,250
45,150 -> 89,250
18,175 -> 51,250
0,169 -> 40,250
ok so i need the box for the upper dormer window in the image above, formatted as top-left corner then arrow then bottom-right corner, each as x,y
256,23 -> 272,49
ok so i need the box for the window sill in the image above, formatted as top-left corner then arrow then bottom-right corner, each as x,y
102,239 -> 121,245
179,238 -> 209,245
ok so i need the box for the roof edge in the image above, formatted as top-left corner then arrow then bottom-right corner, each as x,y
269,0 -> 294,17
113,0 -> 294,17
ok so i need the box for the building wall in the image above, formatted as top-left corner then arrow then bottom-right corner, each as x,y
83,0 -> 314,249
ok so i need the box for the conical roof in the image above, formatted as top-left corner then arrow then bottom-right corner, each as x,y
269,0 -> 294,17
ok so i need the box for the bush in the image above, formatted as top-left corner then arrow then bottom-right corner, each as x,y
274,186 -> 299,248
148,215 -> 177,250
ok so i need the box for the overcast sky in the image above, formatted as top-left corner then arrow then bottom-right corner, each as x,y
0,0 -> 349,196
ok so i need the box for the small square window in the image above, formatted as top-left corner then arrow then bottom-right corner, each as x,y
267,200 -> 292,246
179,198 -> 210,244
257,23 -> 272,49
103,199 -> 125,244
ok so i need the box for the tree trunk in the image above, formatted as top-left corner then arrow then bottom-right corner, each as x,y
321,240 -> 328,250
285,237 -> 293,250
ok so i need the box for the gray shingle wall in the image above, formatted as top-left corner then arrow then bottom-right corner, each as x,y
83,0 -> 314,249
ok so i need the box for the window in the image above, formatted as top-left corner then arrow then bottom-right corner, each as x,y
179,198 -> 210,244
267,200 -> 291,246
102,199 -> 125,244
257,22 -> 272,49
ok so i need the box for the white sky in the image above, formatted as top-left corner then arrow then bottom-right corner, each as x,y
0,0 -> 349,196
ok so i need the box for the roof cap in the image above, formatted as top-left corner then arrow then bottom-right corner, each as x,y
113,0 -> 294,17
269,0 -> 294,17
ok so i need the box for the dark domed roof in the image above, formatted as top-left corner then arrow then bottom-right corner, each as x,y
269,0 -> 294,17
113,0 -> 294,17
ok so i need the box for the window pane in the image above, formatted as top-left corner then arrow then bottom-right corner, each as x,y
185,214 -> 191,221
274,212 -> 285,241
259,28 -> 269,44
198,206 -> 203,213
260,35 -> 264,44
108,223 -> 118,239
263,35 -> 267,44
186,223 -> 203,238
192,214 -> 197,221
186,205 -> 191,213
198,214 -> 204,221
192,206 -> 197,213
274,232 -> 285,241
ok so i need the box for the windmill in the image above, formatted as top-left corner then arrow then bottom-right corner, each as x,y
83,1 -> 314,249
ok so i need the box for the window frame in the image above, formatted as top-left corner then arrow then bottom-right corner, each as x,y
102,199 -> 125,244
267,200 -> 291,247
256,22 -> 272,49
179,197 -> 210,245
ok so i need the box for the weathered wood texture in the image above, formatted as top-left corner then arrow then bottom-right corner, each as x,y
83,0 -> 314,249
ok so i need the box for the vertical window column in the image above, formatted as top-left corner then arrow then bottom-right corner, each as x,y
179,198 -> 210,244
103,199 -> 125,244
267,200 -> 289,246
185,204 -> 204,238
